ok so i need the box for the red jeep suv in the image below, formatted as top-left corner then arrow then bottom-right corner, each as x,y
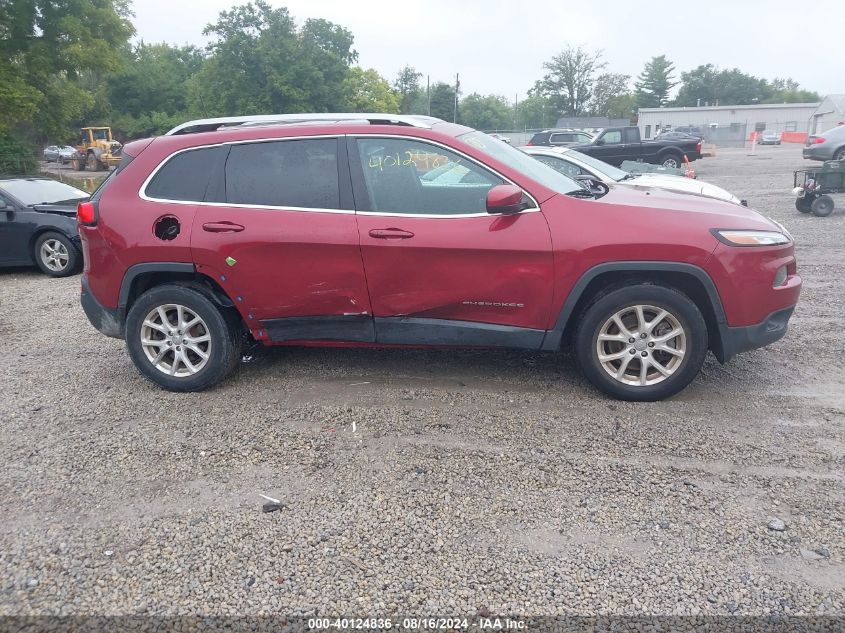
78,114 -> 801,401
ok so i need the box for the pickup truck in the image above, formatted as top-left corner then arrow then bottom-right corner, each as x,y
569,126 -> 702,168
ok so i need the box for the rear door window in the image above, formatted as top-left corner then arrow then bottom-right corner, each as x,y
225,138 -> 340,209
550,133 -> 575,144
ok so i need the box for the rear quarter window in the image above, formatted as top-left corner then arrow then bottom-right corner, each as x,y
145,146 -> 222,202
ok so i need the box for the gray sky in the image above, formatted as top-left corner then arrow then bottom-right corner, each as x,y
132,0 -> 841,100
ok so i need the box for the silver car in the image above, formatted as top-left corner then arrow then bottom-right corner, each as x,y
42,145 -> 78,163
803,125 -> 845,161
759,130 -> 781,145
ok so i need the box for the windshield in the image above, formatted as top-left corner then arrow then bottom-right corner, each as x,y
0,179 -> 88,206
565,150 -> 630,182
458,131 -> 581,194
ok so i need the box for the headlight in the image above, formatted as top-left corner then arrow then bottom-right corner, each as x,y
712,229 -> 791,246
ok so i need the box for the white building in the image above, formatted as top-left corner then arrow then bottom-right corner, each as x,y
637,102 -> 820,146
810,95 -> 845,134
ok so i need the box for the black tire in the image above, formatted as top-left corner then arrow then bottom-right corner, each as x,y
795,197 -> 812,213
33,231 -> 81,277
834,148 -> 845,161
811,195 -> 834,217
125,284 -> 243,392
574,284 -> 708,401
72,157 -> 85,171
86,152 -> 99,171
659,153 -> 682,169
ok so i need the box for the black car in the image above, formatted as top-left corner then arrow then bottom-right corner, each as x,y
0,177 -> 88,277
527,129 -> 594,147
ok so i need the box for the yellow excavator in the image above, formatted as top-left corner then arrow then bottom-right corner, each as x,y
71,127 -> 122,171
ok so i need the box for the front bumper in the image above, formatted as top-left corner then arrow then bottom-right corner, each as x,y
716,305 -> 795,363
81,276 -> 124,339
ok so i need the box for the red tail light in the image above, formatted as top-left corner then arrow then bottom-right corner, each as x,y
696,141 -> 702,153
77,201 -> 97,226
812,137 -> 825,144
525,142 -> 533,146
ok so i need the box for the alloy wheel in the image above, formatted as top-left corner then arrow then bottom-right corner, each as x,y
596,304 -> 687,386
140,304 -> 212,377
39,239 -> 69,272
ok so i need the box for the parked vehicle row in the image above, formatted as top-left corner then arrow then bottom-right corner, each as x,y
43,145 -> 78,163
522,146 -> 743,205
568,126 -> 703,168
74,113 -> 800,401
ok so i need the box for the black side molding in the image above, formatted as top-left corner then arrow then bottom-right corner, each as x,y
375,317 -> 544,349
261,314 -> 375,343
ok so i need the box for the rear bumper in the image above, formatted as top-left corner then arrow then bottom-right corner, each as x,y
81,276 -> 124,339
803,147 -> 829,160
716,305 -> 795,363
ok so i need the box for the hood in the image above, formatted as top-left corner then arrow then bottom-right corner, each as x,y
627,173 -> 741,204
31,202 -> 82,217
586,183 -> 778,231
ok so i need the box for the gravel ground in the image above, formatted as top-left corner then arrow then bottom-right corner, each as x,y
1,144 -> 843,620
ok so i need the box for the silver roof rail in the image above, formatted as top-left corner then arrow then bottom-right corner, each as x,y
165,113 -> 442,135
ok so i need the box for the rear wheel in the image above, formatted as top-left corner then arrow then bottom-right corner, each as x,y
660,153 -> 682,169
834,148 -> 845,161
811,195 -> 834,217
86,152 -> 98,171
34,231 -> 80,277
125,284 -> 242,392
575,284 -> 708,401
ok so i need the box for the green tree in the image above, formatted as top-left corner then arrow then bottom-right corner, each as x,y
394,65 -> 423,114
429,82 -> 457,121
0,0 -> 135,140
106,43 -> 205,137
537,46 -> 606,117
517,94 -> 556,129
188,1 -> 357,117
590,73 -> 631,117
671,65 -> 813,107
459,94 -> 512,130
634,55 -> 677,108
342,67 -> 400,112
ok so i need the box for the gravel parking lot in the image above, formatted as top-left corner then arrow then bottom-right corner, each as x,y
1,144 -> 843,620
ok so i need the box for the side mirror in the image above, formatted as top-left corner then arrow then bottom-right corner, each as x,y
486,184 -> 527,214
594,138 -> 605,146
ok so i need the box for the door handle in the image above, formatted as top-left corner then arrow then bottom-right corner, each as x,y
368,228 -> 414,239
202,221 -> 245,233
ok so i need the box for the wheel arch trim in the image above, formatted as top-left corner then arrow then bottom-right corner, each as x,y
118,262 -> 197,310
540,261 -> 727,352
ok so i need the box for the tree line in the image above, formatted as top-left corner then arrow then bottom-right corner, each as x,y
0,0 -> 822,150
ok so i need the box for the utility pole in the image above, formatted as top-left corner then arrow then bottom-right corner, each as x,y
427,75 -> 430,116
514,93 -> 519,130
454,73 -> 460,123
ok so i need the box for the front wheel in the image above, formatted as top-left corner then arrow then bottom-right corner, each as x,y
575,284 -> 708,401
834,148 -> 845,161
125,285 -> 243,392
34,231 -> 80,277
